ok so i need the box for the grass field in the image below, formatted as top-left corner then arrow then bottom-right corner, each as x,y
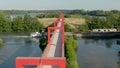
38,18 -> 86,28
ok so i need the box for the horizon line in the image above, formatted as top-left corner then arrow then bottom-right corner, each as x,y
0,9 -> 120,11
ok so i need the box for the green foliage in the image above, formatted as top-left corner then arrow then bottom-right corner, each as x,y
78,24 -> 89,32
37,13 -> 59,18
12,16 -> 24,32
65,24 -> 72,32
1,9 -> 120,16
0,13 -> 44,33
39,38 -> 47,51
0,38 -> 3,47
65,35 -> 79,68
23,14 -> 31,31
0,12 -> 11,32
72,34 -> 78,40
29,18 -> 39,31
86,12 -> 120,30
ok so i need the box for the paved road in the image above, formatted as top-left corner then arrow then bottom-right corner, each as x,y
43,22 -> 62,68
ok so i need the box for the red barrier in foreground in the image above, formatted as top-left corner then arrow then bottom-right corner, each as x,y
16,57 -> 40,68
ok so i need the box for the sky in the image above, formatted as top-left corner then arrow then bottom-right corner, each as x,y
0,0 -> 120,10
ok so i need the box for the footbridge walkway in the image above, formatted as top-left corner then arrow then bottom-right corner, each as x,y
16,14 -> 66,68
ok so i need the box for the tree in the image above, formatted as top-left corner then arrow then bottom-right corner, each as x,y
23,14 -> 31,31
29,18 -> 40,31
65,24 -> 72,32
78,24 -> 89,32
12,16 -> 24,32
0,12 -> 11,32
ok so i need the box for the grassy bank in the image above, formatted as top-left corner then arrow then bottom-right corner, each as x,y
65,35 -> 79,68
38,18 -> 85,28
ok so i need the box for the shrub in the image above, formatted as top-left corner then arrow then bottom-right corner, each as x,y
0,38 -> 3,47
39,38 -> 47,51
65,35 -> 79,68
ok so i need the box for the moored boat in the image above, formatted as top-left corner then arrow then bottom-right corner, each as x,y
30,32 -> 41,38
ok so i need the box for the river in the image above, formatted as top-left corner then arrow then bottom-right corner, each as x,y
0,34 -> 120,68
7,13 -> 39,18
77,38 -> 120,68
0,34 -> 42,68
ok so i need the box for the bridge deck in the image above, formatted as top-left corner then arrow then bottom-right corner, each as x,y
42,22 -> 62,68
16,14 -> 66,68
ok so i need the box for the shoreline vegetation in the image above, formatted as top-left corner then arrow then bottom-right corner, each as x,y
39,37 -> 47,51
65,35 -> 79,68
0,12 -> 45,33
0,38 -> 3,47
0,10 -> 120,33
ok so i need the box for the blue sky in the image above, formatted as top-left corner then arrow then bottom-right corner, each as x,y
0,0 -> 120,10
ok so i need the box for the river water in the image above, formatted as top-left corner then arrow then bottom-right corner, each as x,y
77,38 -> 120,68
0,34 -> 120,68
0,34 -> 42,68
7,13 -> 38,18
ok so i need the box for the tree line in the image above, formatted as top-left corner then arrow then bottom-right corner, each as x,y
65,12 -> 120,32
86,12 -> 120,30
1,9 -> 120,16
36,13 -> 70,18
0,12 -> 44,33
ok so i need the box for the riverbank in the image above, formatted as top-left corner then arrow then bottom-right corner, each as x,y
65,35 -> 79,68
0,38 -> 3,47
65,32 -> 120,38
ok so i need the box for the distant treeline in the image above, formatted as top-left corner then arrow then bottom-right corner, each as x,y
36,13 -> 70,18
0,12 -> 44,33
1,9 -> 120,33
1,9 -> 120,16
85,12 -> 120,31
64,12 -> 120,32
0,10 -> 41,14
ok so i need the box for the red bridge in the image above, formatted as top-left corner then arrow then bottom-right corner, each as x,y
16,14 -> 66,68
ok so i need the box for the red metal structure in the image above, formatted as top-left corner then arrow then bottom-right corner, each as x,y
16,14 -> 66,68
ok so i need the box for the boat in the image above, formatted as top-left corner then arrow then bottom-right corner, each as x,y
30,32 -> 41,38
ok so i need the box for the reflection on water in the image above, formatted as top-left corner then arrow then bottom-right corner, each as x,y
117,52 -> 120,68
0,35 -> 42,68
77,38 -> 120,68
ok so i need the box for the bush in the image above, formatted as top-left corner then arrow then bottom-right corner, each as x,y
0,38 -> 3,47
65,24 -> 72,32
72,34 -> 78,40
39,37 -> 47,51
65,35 -> 79,68
78,24 -> 89,32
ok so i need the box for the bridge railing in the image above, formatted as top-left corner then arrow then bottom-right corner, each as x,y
16,14 -> 66,68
